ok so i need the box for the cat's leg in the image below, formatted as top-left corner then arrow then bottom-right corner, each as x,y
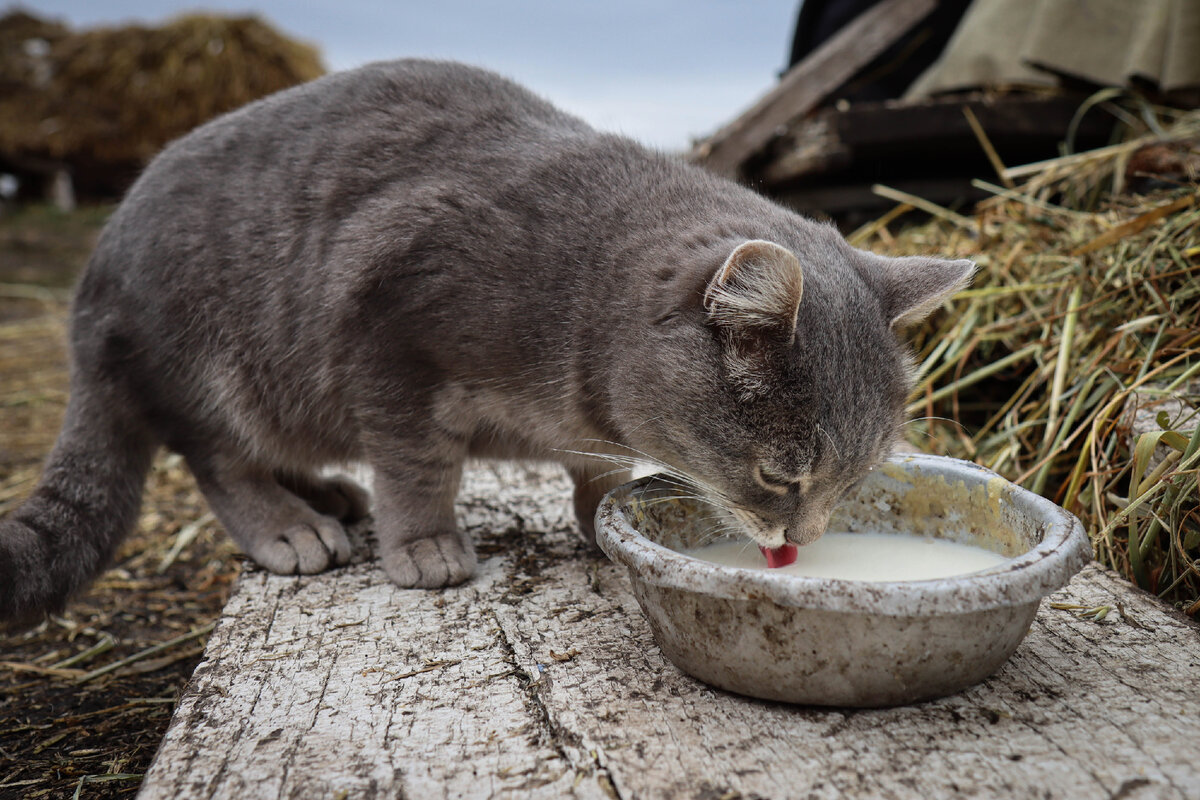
189,454 -> 353,574
275,470 -> 372,523
568,463 -> 632,545
368,443 -> 476,589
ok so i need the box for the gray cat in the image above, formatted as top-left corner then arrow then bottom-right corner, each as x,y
0,59 -> 972,621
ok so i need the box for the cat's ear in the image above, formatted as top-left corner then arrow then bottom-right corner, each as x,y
703,240 -> 804,343
875,255 -> 976,329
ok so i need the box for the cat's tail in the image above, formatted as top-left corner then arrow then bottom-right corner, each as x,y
0,388 -> 156,624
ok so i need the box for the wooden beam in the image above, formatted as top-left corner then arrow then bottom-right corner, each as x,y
772,177 -> 989,217
762,93 -> 1112,186
691,0 -> 937,178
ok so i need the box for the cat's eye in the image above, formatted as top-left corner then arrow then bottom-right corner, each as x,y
754,465 -> 795,494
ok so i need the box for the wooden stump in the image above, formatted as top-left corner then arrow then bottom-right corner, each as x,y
138,463 -> 1200,800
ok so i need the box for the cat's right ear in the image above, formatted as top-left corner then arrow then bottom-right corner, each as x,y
703,240 -> 804,344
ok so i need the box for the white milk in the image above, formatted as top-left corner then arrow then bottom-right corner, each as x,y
683,533 -> 1009,582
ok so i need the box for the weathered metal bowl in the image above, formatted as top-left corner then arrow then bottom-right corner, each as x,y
595,453 -> 1091,707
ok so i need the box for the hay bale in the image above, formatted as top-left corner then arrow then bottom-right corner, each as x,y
0,10 -> 325,195
0,11 -> 69,123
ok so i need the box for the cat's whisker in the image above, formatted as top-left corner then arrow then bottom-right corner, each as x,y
735,539 -> 761,559
697,525 -> 752,549
554,447 -> 632,464
630,482 -> 706,504
693,516 -> 737,530
564,443 -> 730,510
904,415 -> 967,436
574,439 -> 699,487
641,477 -> 706,496
635,498 -> 710,511
586,466 -> 635,485
623,415 -> 664,438
556,447 -> 668,478
817,423 -> 841,460
555,449 -> 647,476
577,438 -> 657,459
699,523 -> 741,540
629,488 -> 715,505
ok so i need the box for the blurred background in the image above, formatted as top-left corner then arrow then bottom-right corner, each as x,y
23,0 -> 800,151
1,0 -> 802,204
4,0 -> 1196,212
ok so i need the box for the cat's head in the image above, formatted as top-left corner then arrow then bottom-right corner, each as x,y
617,228 -> 974,550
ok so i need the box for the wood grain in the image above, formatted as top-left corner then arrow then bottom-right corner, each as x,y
139,462 -> 1200,800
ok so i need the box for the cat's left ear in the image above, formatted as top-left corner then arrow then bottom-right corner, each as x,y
873,255 -> 976,329
703,240 -> 805,399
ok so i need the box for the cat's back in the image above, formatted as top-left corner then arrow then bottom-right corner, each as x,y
131,59 -> 586,194
88,59 -> 592,281
78,60 -> 593,318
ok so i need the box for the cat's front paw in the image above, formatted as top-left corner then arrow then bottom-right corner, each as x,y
249,518 -> 353,575
381,532 -> 476,589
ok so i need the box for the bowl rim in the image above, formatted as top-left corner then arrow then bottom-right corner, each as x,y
595,453 -> 1092,616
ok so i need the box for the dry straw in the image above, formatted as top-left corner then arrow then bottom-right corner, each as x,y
864,102 -> 1199,615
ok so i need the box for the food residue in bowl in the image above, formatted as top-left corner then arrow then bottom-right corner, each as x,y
684,533 -> 1009,582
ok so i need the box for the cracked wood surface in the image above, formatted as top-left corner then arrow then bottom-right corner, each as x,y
138,463 -> 1200,800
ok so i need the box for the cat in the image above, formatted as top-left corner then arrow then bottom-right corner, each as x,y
0,59 -> 973,622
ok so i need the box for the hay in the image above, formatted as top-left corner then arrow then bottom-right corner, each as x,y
998,106 -> 1200,209
862,105 -> 1200,615
0,10 -> 325,166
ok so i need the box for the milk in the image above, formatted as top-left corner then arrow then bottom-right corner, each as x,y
683,533 -> 1009,582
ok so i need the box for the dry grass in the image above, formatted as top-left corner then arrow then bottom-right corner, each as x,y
0,206 -> 240,799
859,104 -> 1200,616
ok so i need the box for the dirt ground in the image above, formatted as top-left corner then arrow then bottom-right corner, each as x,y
0,205 -> 241,800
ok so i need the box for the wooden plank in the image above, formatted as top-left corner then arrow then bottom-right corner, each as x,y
139,463 -> 1200,800
691,0 -> 937,178
761,93 -> 1111,187
138,463 -> 612,800
760,112 -> 851,182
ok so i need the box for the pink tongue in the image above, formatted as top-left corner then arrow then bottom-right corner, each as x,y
759,544 -> 798,568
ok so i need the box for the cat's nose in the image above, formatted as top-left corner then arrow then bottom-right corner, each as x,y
784,513 -> 829,546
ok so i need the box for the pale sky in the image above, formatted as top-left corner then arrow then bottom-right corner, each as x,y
24,1 -> 802,151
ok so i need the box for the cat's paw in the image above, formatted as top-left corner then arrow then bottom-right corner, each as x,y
381,532 -> 476,589
249,517 -> 353,574
281,474 -> 372,523
308,477 -> 371,522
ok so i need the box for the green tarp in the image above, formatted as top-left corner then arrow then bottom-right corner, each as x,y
907,0 -> 1200,97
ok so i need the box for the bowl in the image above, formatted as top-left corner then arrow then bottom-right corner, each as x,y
595,453 -> 1091,707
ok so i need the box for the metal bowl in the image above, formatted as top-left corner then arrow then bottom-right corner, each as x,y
595,453 -> 1091,707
